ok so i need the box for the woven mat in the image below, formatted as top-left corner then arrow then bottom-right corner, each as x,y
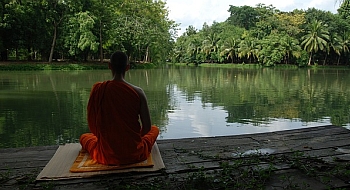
36,143 -> 164,181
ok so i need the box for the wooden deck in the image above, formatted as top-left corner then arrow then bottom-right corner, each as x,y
1,125 -> 350,189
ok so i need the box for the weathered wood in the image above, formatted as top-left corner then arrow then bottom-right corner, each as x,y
1,125 -> 350,189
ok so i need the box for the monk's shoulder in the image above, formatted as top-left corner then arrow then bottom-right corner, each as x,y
90,82 -> 105,94
92,81 -> 103,87
126,83 -> 146,98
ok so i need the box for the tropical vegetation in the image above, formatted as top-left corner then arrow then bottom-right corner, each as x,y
173,2 -> 350,67
0,0 -> 177,64
0,0 -> 350,67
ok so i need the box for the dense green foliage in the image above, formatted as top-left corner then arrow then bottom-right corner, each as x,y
172,2 -> 350,67
0,0 -> 177,64
1,1 -> 350,67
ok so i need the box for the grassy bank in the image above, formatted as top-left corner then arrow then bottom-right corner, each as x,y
172,62 -> 299,69
172,62 -> 350,69
2,62 -> 348,71
0,62 -> 157,71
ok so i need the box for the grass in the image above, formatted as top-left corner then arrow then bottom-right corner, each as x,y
171,62 -> 264,69
0,62 -> 157,71
0,167 -> 11,184
0,63 -> 108,71
88,148 -> 350,190
2,148 -> 350,189
1,61 -> 348,71
171,62 -> 350,69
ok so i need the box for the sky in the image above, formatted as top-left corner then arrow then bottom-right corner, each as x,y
164,0 -> 340,36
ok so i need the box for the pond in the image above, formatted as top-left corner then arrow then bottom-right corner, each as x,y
0,66 -> 349,148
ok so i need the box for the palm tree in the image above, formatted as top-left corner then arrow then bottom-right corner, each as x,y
301,20 -> 330,66
338,31 -> 350,65
328,33 -> 342,65
284,35 -> 302,64
338,0 -> 350,19
336,0 -> 347,5
202,33 -> 220,62
238,37 -> 260,63
220,37 -> 239,63
187,37 -> 202,65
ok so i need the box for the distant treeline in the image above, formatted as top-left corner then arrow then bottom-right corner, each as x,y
1,1 -> 350,67
172,2 -> 350,67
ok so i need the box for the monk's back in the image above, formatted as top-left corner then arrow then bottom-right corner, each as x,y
89,81 -> 147,165
80,51 -> 159,166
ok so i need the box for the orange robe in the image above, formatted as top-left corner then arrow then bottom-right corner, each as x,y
80,80 -> 159,165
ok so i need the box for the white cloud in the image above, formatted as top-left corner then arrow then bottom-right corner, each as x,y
165,0 -> 339,36
166,0 -> 227,31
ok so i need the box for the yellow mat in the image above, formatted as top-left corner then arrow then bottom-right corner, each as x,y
36,143 -> 164,181
70,149 -> 154,172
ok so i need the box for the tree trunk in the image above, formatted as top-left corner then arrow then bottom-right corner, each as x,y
145,46 -> 149,63
308,52 -> 313,66
15,48 -> 19,61
27,47 -> 32,61
0,50 -> 8,61
49,25 -> 56,63
99,20 -> 103,63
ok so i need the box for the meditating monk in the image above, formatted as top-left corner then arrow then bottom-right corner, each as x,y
79,51 -> 159,165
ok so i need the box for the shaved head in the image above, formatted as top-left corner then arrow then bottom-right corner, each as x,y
110,51 -> 128,74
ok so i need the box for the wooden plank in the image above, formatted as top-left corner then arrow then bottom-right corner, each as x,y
1,125 -> 350,190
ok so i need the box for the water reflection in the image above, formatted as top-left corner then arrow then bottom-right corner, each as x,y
0,67 -> 350,148
164,85 -> 227,138
161,84 -> 339,139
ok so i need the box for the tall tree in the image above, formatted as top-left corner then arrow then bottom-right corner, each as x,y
238,36 -> 260,63
220,37 -> 239,63
87,0 -> 117,63
44,0 -> 78,63
184,25 -> 197,36
0,1 -> 5,60
227,5 -> 259,30
187,36 -> 202,65
301,20 -> 330,66
258,33 -> 285,66
338,31 -> 350,65
338,0 -> 350,19
62,11 -> 99,61
202,32 -> 220,62
106,0 -> 175,64
283,35 -> 302,64
0,1 -> 20,60
327,33 -> 342,65
275,11 -> 306,37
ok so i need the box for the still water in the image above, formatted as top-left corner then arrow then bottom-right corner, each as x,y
0,66 -> 349,148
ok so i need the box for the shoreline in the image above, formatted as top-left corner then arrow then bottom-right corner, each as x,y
0,61 -> 157,71
1,61 -> 349,71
